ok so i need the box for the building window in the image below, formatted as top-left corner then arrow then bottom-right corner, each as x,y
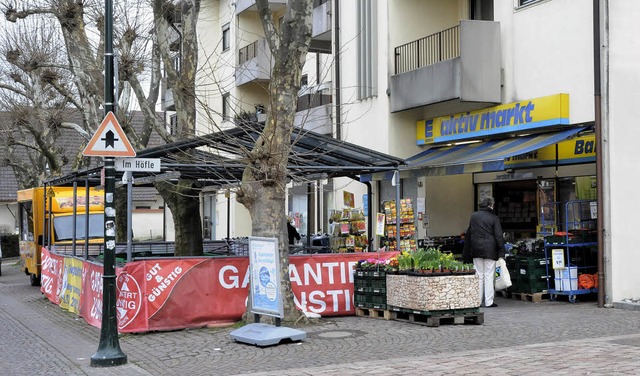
222,93 -> 231,121
222,23 -> 230,52
518,0 -> 541,7
357,0 -> 378,100
169,114 -> 178,135
300,74 -> 308,88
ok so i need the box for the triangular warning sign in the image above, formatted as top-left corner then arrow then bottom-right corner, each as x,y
83,111 -> 136,157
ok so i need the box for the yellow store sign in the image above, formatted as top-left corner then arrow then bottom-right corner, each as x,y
416,94 -> 570,145
504,133 -> 596,168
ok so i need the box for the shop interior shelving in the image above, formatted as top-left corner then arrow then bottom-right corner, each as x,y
542,200 -> 598,303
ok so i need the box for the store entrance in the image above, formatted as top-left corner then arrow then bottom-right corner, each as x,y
493,180 -> 538,242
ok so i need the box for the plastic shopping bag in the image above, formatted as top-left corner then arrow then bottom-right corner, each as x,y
495,257 -> 512,291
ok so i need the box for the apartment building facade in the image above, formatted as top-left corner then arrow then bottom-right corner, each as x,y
173,0 -> 639,304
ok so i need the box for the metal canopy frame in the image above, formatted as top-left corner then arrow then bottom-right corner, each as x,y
46,124 -> 405,188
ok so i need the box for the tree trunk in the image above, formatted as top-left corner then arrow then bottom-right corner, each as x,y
236,0 -> 313,324
115,185 -> 128,242
156,180 -> 203,256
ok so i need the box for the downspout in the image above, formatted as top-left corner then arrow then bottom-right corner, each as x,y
306,182 -> 313,246
394,170 -> 401,251
364,181 -> 373,249
593,0 -> 605,308
226,190 -> 231,240
334,0 -> 341,140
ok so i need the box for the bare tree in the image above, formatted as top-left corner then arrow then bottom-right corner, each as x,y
1,0 -> 204,255
236,0 -> 314,322
0,17 -> 84,188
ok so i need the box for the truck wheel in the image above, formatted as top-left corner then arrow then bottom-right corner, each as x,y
30,273 -> 40,287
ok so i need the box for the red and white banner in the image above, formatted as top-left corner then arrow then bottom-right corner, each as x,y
40,248 -> 397,333
41,249 -> 64,305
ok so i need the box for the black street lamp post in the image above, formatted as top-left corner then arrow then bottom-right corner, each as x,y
90,0 -> 128,367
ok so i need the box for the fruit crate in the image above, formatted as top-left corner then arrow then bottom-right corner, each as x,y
354,268 -> 387,309
354,292 -> 387,310
509,256 -> 552,294
516,256 -> 550,269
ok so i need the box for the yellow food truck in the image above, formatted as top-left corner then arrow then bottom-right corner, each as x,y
17,186 -> 104,286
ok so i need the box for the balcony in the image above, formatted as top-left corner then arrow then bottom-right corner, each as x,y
236,38 -> 272,87
310,0 -> 332,53
235,0 -> 287,15
389,20 -> 501,114
295,83 -> 332,135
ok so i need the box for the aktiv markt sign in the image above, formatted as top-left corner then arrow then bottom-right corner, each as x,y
83,112 -> 136,157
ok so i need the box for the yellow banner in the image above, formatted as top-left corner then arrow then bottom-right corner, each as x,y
416,94 -> 570,145
59,257 -> 84,314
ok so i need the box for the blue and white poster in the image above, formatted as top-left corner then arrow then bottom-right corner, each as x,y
249,237 -> 283,318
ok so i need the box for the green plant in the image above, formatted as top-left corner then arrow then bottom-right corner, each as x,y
397,251 -> 413,271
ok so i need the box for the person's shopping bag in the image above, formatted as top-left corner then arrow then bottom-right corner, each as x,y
495,257 -> 512,291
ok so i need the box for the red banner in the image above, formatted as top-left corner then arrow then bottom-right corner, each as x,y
79,261 -> 106,328
40,248 -> 64,305
42,249 -> 397,333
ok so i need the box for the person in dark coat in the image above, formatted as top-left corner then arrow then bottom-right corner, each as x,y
287,219 -> 301,245
463,197 -> 505,308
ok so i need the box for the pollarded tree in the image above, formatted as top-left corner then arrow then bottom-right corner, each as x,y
235,0 -> 314,323
0,17 -> 86,189
1,0 -> 204,255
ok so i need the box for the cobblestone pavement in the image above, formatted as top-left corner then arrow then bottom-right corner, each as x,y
2,259 -> 640,376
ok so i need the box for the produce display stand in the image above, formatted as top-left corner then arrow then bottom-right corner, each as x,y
388,306 -> 483,327
354,261 -> 483,326
542,200 -> 598,303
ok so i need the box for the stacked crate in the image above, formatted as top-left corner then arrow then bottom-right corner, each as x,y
354,269 -> 387,310
507,255 -> 553,293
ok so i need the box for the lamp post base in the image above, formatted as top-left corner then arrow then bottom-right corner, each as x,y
90,348 -> 128,367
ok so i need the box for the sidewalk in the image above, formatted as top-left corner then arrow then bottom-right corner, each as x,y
2,259 -> 640,375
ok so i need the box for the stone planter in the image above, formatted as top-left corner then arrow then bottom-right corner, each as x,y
386,274 -> 480,311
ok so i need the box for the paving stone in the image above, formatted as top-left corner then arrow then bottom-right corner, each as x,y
2,259 -> 640,375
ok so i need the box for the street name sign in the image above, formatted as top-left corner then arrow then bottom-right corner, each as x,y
115,158 -> 161,172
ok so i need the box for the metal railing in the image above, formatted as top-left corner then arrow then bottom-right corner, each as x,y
394,25 -> 460,75
238,41 -> 258,65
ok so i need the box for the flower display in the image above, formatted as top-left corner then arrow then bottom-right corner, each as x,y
384,247 -> 475,275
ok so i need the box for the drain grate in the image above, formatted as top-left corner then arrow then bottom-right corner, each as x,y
309,329 -> 366,340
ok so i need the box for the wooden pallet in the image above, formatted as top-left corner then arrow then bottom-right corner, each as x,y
355,307 -> 393,320
391,310 -> 484,327
501,290 -> 550,303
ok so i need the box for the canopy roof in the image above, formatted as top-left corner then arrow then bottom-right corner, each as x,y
46,124 -> 405,187
362,126 -> 589,180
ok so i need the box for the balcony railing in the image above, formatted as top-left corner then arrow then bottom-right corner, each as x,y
238,41 -> 258,65
394,25 -> 460,75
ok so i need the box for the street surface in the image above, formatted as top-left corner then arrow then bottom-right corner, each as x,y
2,258 -> 640,375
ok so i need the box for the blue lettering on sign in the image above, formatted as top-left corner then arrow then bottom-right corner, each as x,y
440,112 -> 479,136
479,102 -> 535,130
574,140 -> 596,154
424,119 -> 433,138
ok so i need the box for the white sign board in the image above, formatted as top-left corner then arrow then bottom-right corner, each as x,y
115,158 -> 161,172
249,237 -> 283,318
552,249 -> 566,270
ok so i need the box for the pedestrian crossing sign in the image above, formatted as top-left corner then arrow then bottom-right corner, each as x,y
83,111 -> 137,157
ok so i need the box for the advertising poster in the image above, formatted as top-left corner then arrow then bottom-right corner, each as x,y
343,191 -> 355,208
249,237 -> 282,318
376,213 -> 386,236
59,257 -> 83,314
